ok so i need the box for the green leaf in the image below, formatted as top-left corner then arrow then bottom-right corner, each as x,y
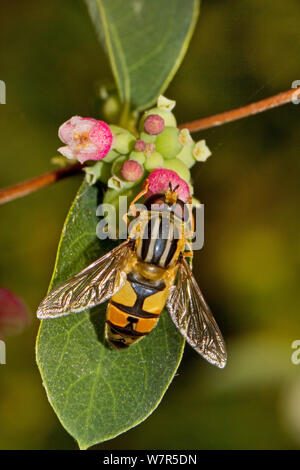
85,0 -> 200,110
36,180 -> 184,449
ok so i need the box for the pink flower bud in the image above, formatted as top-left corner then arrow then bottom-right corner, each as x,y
144,114 -> 165,135
58,116 -> 113,164
121,160 -> 143,182
146,169 -> 190,203
134,139 -> 147,152
0,288 -> 30,338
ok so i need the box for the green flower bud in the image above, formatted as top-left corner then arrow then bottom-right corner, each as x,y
155,127 -> 183,159
139,107 -> 177,132
103,184 -> 143,206
139,131 -> 156,144
103,148 -> 120,163
144,151 -> 164,172
102,95 -> 120,124
84,161 -> 111,185
103,184 -> 143,238
112,131 -> 136,155
111,155 -> 127,175
193,139 -> 212,162
163,158 -> 191,183
109,125 -> 125,135
129,150 -> 146,165
176,144 -> 196,169
99,86 -> 121,124
102,187 -> 119,205
110,125 -> 136,151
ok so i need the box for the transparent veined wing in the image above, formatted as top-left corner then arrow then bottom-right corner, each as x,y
37,240 -> 133,319
167,257 -> 227,368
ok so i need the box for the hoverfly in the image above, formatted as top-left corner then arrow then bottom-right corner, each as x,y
37,179 -> 227,368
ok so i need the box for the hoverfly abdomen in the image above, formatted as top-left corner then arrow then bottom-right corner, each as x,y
105,269 -> 171,349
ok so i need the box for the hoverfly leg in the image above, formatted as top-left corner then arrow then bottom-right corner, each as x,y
183,241 -> 194,269
128,179 -> 149,217
122,212 -> 130,226
122,180 -> 150,227
183,202 -> 195,240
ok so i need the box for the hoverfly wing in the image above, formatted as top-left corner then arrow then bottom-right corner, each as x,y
167,257 -> 227,368
37,240 -> 133,319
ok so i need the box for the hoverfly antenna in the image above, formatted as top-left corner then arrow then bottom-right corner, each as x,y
168,182 -> 179,192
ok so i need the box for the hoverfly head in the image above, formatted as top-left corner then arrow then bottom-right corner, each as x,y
145,183 -> 186,221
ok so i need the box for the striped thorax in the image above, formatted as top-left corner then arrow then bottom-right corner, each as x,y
135,211 -> 185,268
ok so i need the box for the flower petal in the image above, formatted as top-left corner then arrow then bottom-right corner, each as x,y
58,119 -> 74,144
76,146 -> 103,163
89,121 -> 113,159
72,117 -> 95,136
58,146 -> 76,159
193,139 -> 212,162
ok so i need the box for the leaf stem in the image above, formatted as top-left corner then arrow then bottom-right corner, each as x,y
179,87 -> 299,132
0,163 -> 82,206
0,87 -> 298,206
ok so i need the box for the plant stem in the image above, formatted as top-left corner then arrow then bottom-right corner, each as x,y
178,88 -> 299,132
0,87 -> 298,206
0,163 -> 82,205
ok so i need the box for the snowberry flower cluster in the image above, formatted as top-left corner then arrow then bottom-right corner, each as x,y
57,95 -> 211,207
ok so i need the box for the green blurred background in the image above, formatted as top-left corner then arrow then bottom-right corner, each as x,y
0,0 -> 299,449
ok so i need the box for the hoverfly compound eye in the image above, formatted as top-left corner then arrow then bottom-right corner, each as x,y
172,201 -> 186,220
145,193 -> 166,211
145,193 -> 188,221
171,199 -> 191,222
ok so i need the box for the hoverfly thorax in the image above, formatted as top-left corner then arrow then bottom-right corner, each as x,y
135,189 -> 186,270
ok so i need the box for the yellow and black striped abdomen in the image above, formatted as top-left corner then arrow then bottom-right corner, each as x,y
105,270 -> 170,349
